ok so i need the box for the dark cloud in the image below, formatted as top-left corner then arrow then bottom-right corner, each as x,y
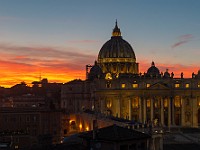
171,34 -> 194,48
0,43 -> 96,59
0,43 -> 96,68
171,41 -> 188,48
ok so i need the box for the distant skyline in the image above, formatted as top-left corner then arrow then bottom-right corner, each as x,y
0,0 -> 200,87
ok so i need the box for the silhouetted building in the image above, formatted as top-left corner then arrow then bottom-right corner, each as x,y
10,82 -> 30,97
80,125 -> 151,150
0,107 -> 63,149
0,79 -> 62,110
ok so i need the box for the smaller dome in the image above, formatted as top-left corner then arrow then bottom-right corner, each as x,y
147,61 -> 160,77
88,61 -> 103,80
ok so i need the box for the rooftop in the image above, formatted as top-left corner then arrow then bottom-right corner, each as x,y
79,124 -> 150,142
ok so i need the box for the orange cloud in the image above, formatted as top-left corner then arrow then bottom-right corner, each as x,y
0,43 -> 199,88
0,59 -> 86,87
0,43 -> 96,87
1,58 -> 199,87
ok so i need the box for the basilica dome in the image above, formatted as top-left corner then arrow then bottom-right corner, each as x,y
98,21 -> 136,61
147,61 -> 160,77
97,21 -> 138,75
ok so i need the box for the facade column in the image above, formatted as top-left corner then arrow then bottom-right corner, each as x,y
129,98 -> 132,120
171,97 -> 175,125
100,97 -> 102,113
161,97 -> 164,126
116,96 -> 121,118
139,97 -> 142,122
193,97 -> 198,127
100,97 -> 105,114
143,98 -> 146,123
126,64 -> 128,73
117,63 -> 120,74
159,136 -> 164,150
150,98 -> 154,121
168,98 -> 171,127
181,96 -> 185,126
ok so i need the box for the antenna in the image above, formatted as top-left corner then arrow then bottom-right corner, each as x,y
39,71 -> 42,82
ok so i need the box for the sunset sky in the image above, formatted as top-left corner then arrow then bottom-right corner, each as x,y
0,0 -> 200,87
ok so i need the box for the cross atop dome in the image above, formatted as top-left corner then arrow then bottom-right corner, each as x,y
115,19 -> 118,28
112,20 -> 121,37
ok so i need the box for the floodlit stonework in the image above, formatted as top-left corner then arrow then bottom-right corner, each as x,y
61,21 -> 200,133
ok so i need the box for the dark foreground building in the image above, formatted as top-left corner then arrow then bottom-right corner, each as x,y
0,107 -> 62,149
79,125 -> 151,150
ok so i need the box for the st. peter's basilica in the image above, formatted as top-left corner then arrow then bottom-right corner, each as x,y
61,21 -> 200,130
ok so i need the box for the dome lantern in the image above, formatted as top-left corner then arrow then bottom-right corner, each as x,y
151,61 -> 155,66
112,20 -> 121,37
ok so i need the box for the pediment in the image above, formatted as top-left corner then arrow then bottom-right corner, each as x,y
148,82 -> 169,90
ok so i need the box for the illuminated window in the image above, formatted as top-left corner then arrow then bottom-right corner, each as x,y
15,145 -> 19,149
121,83 -> 125,88
174,96 -> 181,107
132,84 -> 138,88
175,84 -> 180,88
79,124 -> 82,130
69,120 -> 75,125
132,97 -> 139,108
105,73 -> 112,80
154,101 -> 157,108
146,84 -> 150,88
106,100 -> 112,108
197,97 -> 200,106
185,83 -> 190,88
86,126 -> 89,131
164,99 -> 168,107
147,99 -> 151,108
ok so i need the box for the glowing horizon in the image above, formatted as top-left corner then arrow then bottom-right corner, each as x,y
0,1 -> 200,87
0,54 -> 199,88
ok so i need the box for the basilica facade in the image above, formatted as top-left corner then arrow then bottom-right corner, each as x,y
61,22 -> 200,129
